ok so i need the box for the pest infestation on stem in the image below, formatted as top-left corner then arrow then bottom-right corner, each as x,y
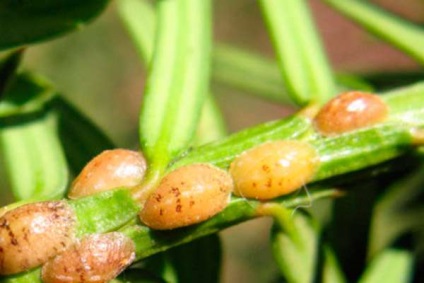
1,0 -> 424,282
0,89 -> 415,280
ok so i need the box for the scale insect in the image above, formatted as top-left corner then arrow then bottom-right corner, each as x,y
41,232 -> 135,283
229,140 -> 319,200
140,164 -> 233,230
314,91 -> 388,136
0,201 -> 77,275
68,149 -> 147,199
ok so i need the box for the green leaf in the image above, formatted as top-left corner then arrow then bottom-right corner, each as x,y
322,245 -> 347,283
271,211 -> 319,283
358,249 -> 413,283
324,0 -> 424,66
194,94 -> 227,145
0,74 -> 68,201
139,0 -> 212,177
0,0 -> 110,50
118,0 -> 225,147
117,0 -> 155,64
0,73 -> 55,117
259,0 -> 336,105
368,162 -> 424,256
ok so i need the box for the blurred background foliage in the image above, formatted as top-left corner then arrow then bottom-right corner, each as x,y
2,0 -> 424,282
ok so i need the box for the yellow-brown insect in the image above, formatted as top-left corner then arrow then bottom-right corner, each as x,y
68,149 -> 147,199
314,91 -> 388,136
140,164 -> 233,230
0,201 -> 76,275
229,140 -> 319,200
41,232 -> 135,283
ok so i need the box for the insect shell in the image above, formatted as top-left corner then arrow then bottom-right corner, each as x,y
314,91 -> 388,136
229,140 -> 319,200
68,149 -> 147,199
140,164 -> 233,230
0,201 -> 76,275
42,232 -> 135,283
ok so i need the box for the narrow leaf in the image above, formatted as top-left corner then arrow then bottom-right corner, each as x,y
259,0 -> 336,105
0,74 -> 68,201
322,245 -> 347,283
139,0 -> 212,176
358,249 -> 413,283
271,212 -> 319,283
117,0 -> 155,63
324,0 -> 424,66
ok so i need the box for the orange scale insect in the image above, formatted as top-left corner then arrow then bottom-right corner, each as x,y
68,149 -> 147,199
41,232 -> 135,283
0,201 -> 77,275
314,91 -> 388,136
229,140 -> 319,200
140,164 -> 233,230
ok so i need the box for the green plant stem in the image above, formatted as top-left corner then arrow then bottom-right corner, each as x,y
324,0 -> 424,66
169,114 -> 313,170
121,189 -> 339,261
259,0 -> 336,105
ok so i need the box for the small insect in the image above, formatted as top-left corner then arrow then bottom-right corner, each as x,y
41,232 -> 135,283
140,164 -> 233,230
68,149 -> 147,199
314,91 -> 388,136
0,201 -> 76,275
229,140 -> 319,200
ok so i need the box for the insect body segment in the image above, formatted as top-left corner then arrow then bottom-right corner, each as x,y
229,140 -> 319,200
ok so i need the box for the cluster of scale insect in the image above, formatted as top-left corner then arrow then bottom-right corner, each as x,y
0,91 -> 389,281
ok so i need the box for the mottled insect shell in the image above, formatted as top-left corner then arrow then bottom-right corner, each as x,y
314,91 -> 388,136
0,201 -> 76,275
140,164 -> 233,230
229,140 -> 319,200
41,232 -> 135,283
68,149 -> 147,199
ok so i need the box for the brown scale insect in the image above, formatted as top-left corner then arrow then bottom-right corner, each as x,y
0,201 -> 76,275
140,164 -> 233,230
41,232 -> 135,283
68,149 -> 147,199
229,140 -> 319,200
314,91 -> 388,136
